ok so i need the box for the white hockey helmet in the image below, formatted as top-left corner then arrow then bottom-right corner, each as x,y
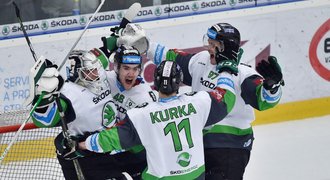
67,48 -> 110,94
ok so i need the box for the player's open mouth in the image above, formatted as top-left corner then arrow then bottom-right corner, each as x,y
125,79 -> 133,85
210,54 -> 215,59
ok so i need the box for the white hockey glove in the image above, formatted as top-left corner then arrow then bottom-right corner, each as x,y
117,23 -> 149,54
35,60 -> 64,101
36,69 -> 63,97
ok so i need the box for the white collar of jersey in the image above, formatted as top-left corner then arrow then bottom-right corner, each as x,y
159,95 -> 179,103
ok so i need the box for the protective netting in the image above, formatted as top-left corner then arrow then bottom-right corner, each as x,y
0,110 -> 64,179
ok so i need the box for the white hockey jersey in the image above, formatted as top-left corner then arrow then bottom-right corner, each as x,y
85,85 -> 236,179
32,81 -> 115,136
106,71 -> 157,121
148,43 -> 282,150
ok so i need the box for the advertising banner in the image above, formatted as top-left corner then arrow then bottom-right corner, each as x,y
0,0 -> 329,113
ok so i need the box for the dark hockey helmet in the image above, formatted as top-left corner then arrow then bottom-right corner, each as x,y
154,61 -> 183,95
113,45 -> 142,71
206,23 -> 240,48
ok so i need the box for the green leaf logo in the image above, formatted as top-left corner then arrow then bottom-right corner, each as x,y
102,101 -> 117,127
177,152 -> 191,167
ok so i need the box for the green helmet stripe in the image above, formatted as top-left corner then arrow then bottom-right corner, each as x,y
93,48 -> 109,69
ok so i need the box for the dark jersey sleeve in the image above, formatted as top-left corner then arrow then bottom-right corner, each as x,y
176,53 -> 195,86
204,87 -> 236,127
116,115 -> 143,149
241,74 -> 263,109
241,74 -> 281,111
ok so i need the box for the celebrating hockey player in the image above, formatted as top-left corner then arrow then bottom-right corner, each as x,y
31,45 -> 157,179
146,23 -> 284,179
79,59 -> 237,179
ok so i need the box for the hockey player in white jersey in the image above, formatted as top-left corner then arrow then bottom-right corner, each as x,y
79,59 -> 238,179
146,23 -> 284,179
31,46 -> 156,179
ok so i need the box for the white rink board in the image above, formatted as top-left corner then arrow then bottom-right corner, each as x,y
0,0 -> 330,112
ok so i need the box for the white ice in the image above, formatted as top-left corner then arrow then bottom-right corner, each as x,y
245,115 -> 330,180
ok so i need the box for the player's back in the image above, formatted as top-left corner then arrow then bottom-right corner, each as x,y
127,91 -> 212,180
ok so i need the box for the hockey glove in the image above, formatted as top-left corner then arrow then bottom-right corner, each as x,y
215,47 -> 238,75
33,60 -> 64,106
55,132 -> 89,160
99,26 -> 123,57
165,49 -> 178,62
117,24 -> 149,54
256,56 -> 285,94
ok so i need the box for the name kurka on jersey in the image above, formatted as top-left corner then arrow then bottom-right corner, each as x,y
150,103 -> 197,124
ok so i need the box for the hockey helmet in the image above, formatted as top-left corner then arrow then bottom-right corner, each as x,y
205,23 -> 240,47
67,48 -> 110,94
113,45 -> 142,71
154,61 -> 183,95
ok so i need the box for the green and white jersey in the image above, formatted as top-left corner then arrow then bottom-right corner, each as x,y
148,43 -> 282,150
32,81 -> 116,136
106,71 -> 157,121
85,73 -> 236,179
186,51 -> 282,150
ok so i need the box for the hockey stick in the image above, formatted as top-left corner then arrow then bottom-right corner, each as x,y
55,97 -> 86,180
12,1 -> 38,62
119,2 -> 142,28
58,2 -> 141,70
58,0 -> 105,71
0,92 -> 45,164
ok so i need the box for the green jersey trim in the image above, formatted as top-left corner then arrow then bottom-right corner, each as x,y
142,165 -> 205,180
98,127 -> 122,152
203,124 -> 253,136
256,84 -> 280,111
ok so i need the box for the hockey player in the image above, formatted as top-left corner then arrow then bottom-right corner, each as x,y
146,23 -> 284,179
31,46 -> 157,179
78,60 -> 237,179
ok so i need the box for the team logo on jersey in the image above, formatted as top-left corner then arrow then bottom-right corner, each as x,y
102,100 -> 117,128
177,152 -> 192,167
210,87 -> 225,102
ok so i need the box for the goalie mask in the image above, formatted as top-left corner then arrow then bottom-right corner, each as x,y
154,61 -> 183,95
66,48 -> 110,95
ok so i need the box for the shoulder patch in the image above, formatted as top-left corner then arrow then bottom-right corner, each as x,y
209,87 -> 226,102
